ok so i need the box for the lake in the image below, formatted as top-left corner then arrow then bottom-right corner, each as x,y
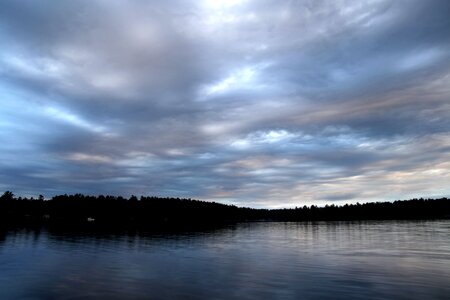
0,221 -> 449,299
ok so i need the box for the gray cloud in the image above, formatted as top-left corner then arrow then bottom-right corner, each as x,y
0,0 -> 449,207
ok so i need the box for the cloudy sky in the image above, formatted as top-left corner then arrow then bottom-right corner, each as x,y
1,0 -> 449,207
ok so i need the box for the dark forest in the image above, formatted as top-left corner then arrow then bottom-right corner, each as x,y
1,191 -> 449,230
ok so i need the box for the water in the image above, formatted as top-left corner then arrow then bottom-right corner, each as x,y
0,221 -> 449,300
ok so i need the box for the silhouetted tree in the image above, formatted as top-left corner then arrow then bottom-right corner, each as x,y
0,191 -> 14,201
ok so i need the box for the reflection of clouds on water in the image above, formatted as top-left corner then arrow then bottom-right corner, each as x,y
0,221 -> 450,299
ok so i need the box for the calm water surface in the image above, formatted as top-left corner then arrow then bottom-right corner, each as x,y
0,221 -> 449,299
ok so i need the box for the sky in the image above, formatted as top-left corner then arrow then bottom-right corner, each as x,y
0,0 -> 449,208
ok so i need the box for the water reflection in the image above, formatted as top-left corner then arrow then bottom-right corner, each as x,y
0,221 -> 449,299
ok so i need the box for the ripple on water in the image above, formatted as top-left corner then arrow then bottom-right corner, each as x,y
0,220 -> 449,300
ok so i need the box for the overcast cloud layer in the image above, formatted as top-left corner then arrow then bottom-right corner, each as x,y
1,0 -> 449,207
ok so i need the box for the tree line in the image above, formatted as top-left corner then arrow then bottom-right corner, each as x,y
1,191 -> 449,228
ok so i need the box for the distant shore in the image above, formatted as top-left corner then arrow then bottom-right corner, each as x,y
1,191 -> 449,229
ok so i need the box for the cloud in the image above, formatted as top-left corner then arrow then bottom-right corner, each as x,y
0,0 -> 449,207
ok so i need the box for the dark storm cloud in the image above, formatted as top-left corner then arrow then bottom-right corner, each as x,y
0,0 -> 449,207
